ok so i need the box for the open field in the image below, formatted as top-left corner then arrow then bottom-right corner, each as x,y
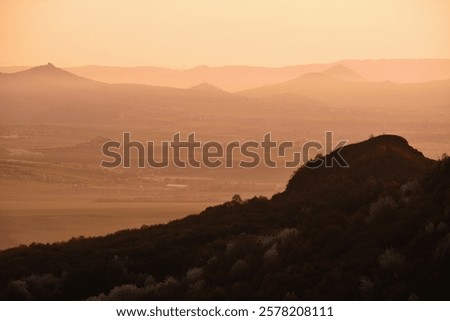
0,149 -> 283,249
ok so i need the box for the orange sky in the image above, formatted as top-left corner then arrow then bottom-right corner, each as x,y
0,0 -> 449,68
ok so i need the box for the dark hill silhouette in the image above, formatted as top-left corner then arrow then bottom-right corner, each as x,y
0,135 -> 449,300
277,135 -> 435,214
285,135 -> 433,195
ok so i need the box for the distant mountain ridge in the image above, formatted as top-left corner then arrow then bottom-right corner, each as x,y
63,59 -> 450,91
0,64 -> 292,125
239,64 -> 450,109
1,59 -> 449,91
0,63 -> 98,86
1,63 -> 449,125
279,65 -> 366,86
188,82 -> 230,95
321,64 -> 367,82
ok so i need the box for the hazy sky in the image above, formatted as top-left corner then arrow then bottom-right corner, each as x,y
0,0 -> 449,68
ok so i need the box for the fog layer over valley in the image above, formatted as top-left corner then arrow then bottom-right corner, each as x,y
0,60 -> 449,249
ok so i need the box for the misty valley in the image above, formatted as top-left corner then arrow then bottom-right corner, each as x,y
0,60 -> 449,300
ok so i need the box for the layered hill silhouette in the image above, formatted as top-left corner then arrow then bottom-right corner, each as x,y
1,63 -> 95,84
0,135 -> 449,300
2,59 -> 449,91
239,65 -> 450,109
321,64 -> 367,82
60,59 -> 450,91
1,63 -> 449,126
0,63 -> 287,125
65,64 -> 332,92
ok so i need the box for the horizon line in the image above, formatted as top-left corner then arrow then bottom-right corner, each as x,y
2,57 -> 450,70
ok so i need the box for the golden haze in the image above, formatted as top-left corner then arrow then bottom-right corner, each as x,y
0,0 -> 449,67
